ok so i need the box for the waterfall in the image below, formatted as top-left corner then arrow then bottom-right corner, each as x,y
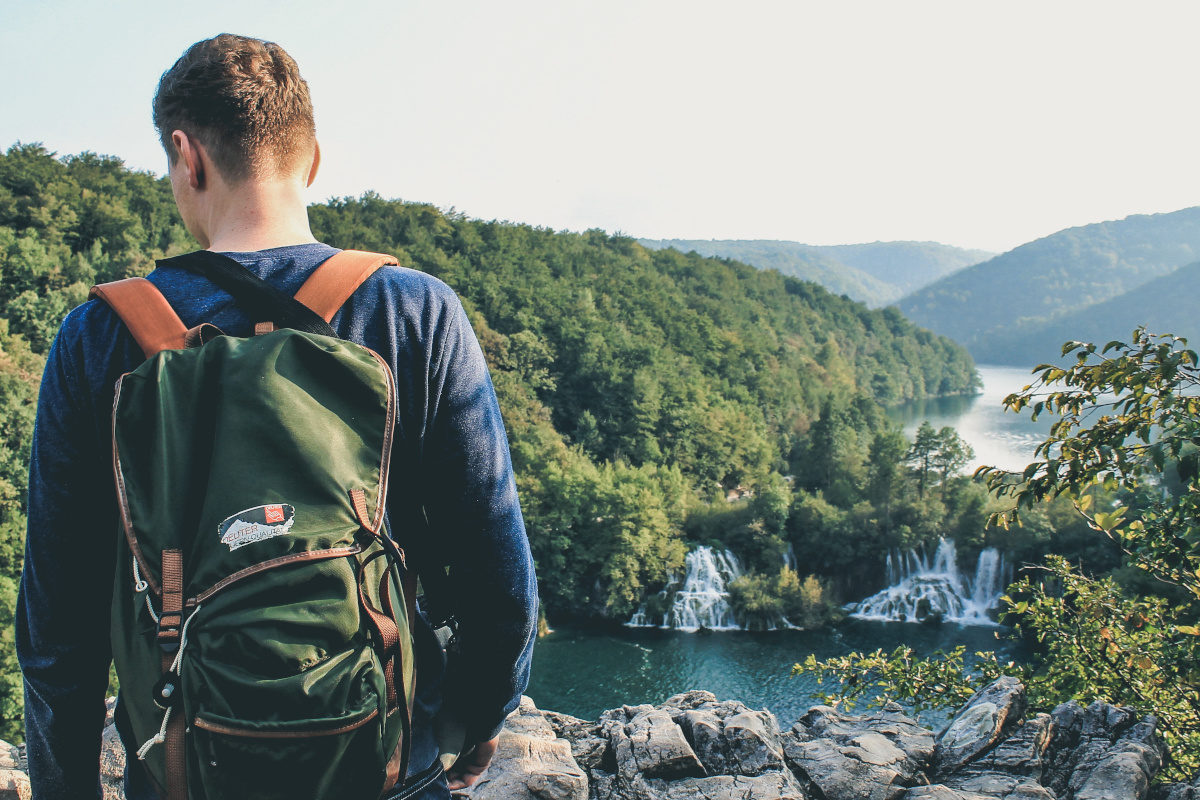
628,546 -> 744,631
849,539 -> 1009,625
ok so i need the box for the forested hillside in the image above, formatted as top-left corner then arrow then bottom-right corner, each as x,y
639,239 -> 989,307
898,206 -> 1200,363
979,260 -> 1200,365
0,142 -> 985,739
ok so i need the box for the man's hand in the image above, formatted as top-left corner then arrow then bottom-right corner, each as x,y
446,736 -> 500,790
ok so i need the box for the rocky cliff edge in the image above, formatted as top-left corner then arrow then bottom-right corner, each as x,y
0,678 -> 1197,800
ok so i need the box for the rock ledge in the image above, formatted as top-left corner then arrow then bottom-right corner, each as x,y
0,679 -> 1188,800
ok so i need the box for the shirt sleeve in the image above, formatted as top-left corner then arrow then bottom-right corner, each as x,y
416,294 -> 538,743
16,317 -> 116,800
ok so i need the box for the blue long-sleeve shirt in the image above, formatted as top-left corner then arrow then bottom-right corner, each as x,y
16,243 -> 538,799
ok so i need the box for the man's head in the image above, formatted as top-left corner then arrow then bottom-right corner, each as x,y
154,34 -> 316,184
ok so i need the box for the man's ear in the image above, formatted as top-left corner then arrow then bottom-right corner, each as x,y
171,130 -> 206,190
306,140 -> 321,188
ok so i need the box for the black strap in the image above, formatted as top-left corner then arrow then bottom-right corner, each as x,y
157,250 -> 337,337
385,762 -> 444,800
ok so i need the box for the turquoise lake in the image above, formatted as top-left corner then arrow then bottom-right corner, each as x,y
526,619 -> 1023,727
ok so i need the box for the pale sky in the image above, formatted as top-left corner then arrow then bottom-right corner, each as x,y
3,0 -> 1199,253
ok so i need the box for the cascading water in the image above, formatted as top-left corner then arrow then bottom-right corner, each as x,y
628,546 -> 743,631
849,539 -> 1009,625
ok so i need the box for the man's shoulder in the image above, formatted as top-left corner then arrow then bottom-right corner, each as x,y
354,261 -> 467,324
364,261 -> 460,304
56,292 -> 126,349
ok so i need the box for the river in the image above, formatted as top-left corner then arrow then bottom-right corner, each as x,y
526,365 -> 1044,726
888,364 -> 1054,472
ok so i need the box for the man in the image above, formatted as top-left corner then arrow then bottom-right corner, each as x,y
16,33 -> 538,799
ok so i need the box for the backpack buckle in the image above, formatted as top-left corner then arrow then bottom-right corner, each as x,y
157,611 -> 184,653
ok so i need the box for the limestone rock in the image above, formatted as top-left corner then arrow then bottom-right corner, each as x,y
783,703 -> 934,800
1155,771 -> 1200,800
784,737 -> 909,800
661,693 -> 784,777
724,711 -> 785,776
604,707 -> 707,782
101,697 -> 125,800
659,771 -> 806,800
1040,700 -> 1164,800
2,685 -> 1174,800
905,776 -> 1055,800
797,703 -> 935,771
465,696 -> 588,800
544,709 -> 610,773
0,768 -> 31,800
466,731 -> 589,800
934,677 -> 1026,776
0,742 -> 20,773
967,714 -> 1053,780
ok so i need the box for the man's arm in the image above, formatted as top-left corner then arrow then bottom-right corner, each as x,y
417,293 -> 538,751
16,317 -> 117,799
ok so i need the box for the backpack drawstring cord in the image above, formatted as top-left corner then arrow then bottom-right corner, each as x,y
132,557 -> 160,624
136,603 -> 201,760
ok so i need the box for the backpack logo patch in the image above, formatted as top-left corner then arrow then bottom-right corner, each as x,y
218,504 -> 296,551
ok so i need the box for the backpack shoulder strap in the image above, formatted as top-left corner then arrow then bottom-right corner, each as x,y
293,250 -> 399,322
89,278 -> 189,359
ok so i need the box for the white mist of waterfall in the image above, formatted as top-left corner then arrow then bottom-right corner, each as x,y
784,543 -> 798,571
627,546 -> 744,631
849,539 -> 1008,625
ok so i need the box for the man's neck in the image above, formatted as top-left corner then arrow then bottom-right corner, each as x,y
197,177 -> 318,253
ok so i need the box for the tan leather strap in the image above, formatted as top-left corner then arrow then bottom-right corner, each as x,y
293,250 -> 398,322
165,711 -> 187,800
157,549 -> 184,651
357,555 -> 401,711
158,549 -> 187,800
89,279 -> 189,359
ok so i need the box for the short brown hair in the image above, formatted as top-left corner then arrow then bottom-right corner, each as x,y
153,34 -> 315,182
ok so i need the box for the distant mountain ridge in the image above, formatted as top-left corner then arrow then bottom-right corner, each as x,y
978,259 -> 1200,365
897,206 -> 1200,364
638,239 -> 992,307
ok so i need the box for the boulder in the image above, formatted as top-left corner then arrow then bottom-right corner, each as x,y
0,743 -> 29,800
933,677 -> 1027,776
783,703 -> 935,800
904,776 -> 1054,800
1155,771 -> 1200,800
0,769 -> 30,800
464,696 -> 589,800
966,714 -> 1053,780
101,697 -> 125,800
544,709 -> 611,773
661,693 -> 784,777
660,772 -> 806,800
603,706 -> 707,782
1040,701 -> 1164,800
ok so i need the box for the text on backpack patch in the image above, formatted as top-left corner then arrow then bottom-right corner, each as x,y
218,504 -> 296,551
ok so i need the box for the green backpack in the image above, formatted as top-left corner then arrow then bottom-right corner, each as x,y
91,250 -> 419,800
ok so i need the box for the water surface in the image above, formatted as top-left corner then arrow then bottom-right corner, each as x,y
527,619 -> 1021,728
888,364 -> 1054,472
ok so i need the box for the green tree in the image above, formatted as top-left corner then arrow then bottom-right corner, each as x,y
905,420 -> 939,499
932,426 -> 974,487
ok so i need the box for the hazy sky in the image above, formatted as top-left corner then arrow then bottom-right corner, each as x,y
3,0 -> 1199,253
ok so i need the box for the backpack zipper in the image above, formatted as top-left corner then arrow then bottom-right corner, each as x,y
193,707 -> 380,739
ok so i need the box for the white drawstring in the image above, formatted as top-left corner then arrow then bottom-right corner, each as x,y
136,604 -> 202,760
132,558 -> 159,623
